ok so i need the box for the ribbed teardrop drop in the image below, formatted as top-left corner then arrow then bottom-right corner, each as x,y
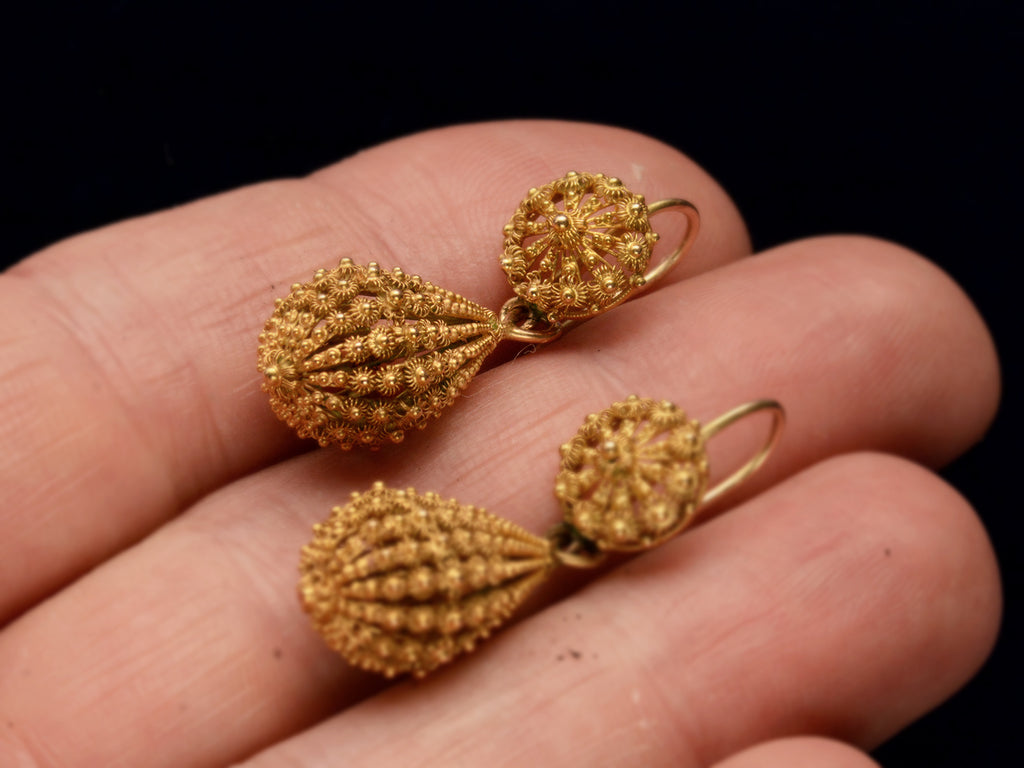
299,483 -> 555,678
258,259 -> 502,449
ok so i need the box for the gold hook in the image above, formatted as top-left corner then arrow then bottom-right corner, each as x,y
641,198 -> 701,290
700,399 -> 785,506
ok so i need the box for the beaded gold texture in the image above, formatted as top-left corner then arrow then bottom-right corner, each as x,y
299,483 -> 555,678
258,259 -> 501,448
555,397 -> 708,551
258,172 -> 698,449
501,171 -> 658,320
299,396 -> 783,678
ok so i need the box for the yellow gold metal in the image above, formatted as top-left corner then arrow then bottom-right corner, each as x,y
554,397 -> 785,550
495,193 -> 699,345
496,296 -> 566,344
299,396 -> 783,677
554,396 -> 709,552
642,199 -> 701,290
501,171 -> 699,324
700,399 -> 785,506
260,172 -> 699,449
299,482 -> 555,679
258,259 -> 501,448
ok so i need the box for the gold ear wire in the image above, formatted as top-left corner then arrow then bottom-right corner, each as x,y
700,399 -> 785,506
639,198 -> 701,291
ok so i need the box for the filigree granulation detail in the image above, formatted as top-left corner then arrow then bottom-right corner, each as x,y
257,260 -> 501,449
299,483 -> 555,678
555,395 -> 710,551
501,171 -> 660,322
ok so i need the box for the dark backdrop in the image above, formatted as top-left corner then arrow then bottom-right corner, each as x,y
2,2 -> 1019,765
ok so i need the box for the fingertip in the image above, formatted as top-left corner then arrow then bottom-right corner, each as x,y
711,736 -> 881,768
754,452 -> 1003,744
747,234 -> 1001,466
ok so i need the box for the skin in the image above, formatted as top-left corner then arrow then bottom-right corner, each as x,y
0,121 -> 1001,767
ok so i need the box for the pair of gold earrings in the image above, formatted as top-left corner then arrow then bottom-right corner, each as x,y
257,171 -> 785,678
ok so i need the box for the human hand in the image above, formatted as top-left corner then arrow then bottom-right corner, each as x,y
0,121 -> 1000,767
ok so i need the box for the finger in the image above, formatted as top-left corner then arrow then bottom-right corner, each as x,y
0,120 -> 749,621
236,454 -> 999,768
710,737 -> 882,768
0,237 -> 999,766
376,233 -> 1000,518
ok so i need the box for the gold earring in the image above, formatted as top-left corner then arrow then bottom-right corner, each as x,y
258,172 -> 699,449
298,396 -> 784,678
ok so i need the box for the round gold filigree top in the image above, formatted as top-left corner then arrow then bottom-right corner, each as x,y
501,171 -> 660,322
554,396 -> 710,551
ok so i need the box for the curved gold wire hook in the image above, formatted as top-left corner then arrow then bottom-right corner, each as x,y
641,198 -> 701,290
700,399 -> 785,506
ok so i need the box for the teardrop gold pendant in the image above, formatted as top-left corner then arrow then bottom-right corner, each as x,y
258,261 -> 502,449
298,397 -> 784,678
299,483 -> 555,678
258,172 -> 699,448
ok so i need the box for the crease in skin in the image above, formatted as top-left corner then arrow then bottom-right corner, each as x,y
7,428 -> 109,529
0,720 -> 62,768
0,353 -> 77,454
5,266 -> 185,478
0,536 -> 308,768
300,172 -> 489,301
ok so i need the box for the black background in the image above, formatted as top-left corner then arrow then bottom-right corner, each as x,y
2,2 -> 1019,765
